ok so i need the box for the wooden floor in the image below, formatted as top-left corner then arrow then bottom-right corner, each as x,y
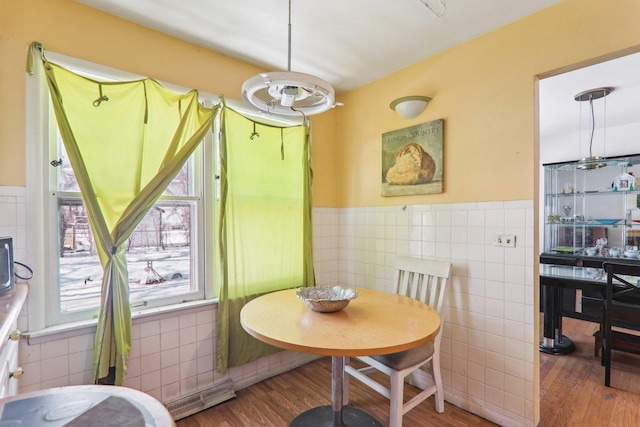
176,357 -> 496,427
540,316 -> 640,426
177,316 -> 640,427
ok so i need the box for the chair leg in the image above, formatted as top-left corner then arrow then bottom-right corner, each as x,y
598,305 -> 604,361
604,343 -> 611,387
604,308 -> 611,387
432,356 -> 445,413
389,371 -> 404,427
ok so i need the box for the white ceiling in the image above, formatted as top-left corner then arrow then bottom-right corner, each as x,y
539,52 -> 640,161
74,0 -> 639,154
75,0 -> 560,93
539,52 -> 640,137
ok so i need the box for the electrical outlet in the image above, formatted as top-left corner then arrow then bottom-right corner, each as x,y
492,234 -> 516,247
501,234 -> 516,248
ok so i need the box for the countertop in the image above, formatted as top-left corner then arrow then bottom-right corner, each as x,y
0,283 -> 28,345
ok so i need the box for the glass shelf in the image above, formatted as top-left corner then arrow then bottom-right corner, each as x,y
547,190 -> 640,197
543,153 -> 640,253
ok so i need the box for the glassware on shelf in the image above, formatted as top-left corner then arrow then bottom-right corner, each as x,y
562,183 -> 575,194
613,172 -> 636,192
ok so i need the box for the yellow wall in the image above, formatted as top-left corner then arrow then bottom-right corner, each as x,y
3,0 -> 640,208
0,0 -> 339,205
308,108 -> 339,207
336,0 -> 640,207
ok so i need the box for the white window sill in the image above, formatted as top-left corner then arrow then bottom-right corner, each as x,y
26,298 -> 218,345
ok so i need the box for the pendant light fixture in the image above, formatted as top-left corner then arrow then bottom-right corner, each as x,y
574,87 -> 613,170
241,0 -> 336,116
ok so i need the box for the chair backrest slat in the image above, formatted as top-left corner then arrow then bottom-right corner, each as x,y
409,272 -> 421,300
393,256 -> 451,314
396,269 -> 408,296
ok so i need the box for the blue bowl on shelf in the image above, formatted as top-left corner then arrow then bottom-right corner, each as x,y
594,219 -> 620,225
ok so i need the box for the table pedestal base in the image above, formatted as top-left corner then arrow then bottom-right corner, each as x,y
540,283 -> 575,355
290,405 -> 382,427
539,335 -> 575,355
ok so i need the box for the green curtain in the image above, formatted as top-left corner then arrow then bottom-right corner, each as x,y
216,107 -> 315,372
41,59 -> 214,385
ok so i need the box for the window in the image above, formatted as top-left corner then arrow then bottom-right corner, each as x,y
53,141 -> 201,314
29,52 -> 213,327
26,51 -> 300,331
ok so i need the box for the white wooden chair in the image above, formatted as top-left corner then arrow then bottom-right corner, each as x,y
343,256 -> 451,427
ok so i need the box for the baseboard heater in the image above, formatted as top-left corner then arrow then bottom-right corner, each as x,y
165,379 -> 236,420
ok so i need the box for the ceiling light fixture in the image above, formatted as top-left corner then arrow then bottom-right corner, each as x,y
241,0 -> 336,116
574,87 -> 613,170
390,96 -> 432,119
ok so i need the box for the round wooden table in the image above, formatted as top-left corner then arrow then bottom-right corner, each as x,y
241,287 -> 441,427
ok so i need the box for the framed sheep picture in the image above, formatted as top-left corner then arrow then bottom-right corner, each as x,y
381,119 -> 444,196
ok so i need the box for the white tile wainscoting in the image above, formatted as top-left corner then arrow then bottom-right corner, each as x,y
18,303 -> 318,403
0,187 -> 27,265
326,202 -> 535,427
1,186 -> 535,427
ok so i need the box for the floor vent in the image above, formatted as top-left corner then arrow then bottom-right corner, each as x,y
165,379 -> 236,421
